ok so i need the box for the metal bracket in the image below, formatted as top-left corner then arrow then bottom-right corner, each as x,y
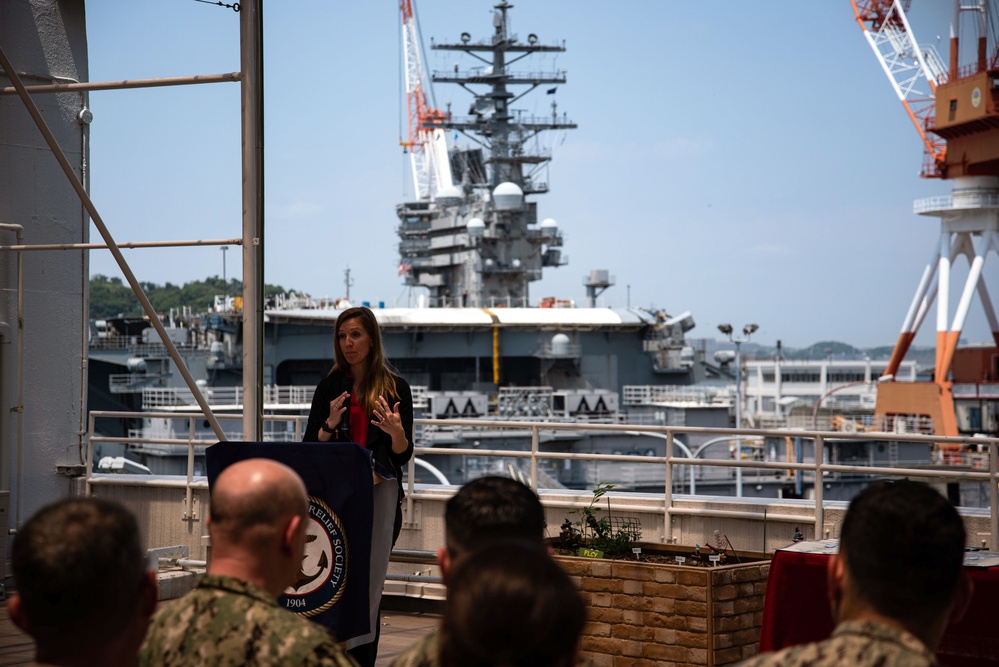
146,545 -> 189,571
182,494 -> 201,522
55,464 -> 86,477
402,501 -> 422,530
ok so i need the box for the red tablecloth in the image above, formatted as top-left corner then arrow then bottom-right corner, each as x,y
759,547 -> 999,665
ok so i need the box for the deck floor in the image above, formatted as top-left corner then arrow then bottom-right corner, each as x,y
0,603 -> 440,666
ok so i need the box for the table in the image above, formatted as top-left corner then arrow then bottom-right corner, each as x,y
758,541 -> 999,665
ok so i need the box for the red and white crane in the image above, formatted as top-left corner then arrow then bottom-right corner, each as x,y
851,0 -> 999,439
400,0 -> 453,201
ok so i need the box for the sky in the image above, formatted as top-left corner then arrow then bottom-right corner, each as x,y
81,1 -> 997,349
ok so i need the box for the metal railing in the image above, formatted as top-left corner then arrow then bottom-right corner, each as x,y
139,385 -> 316,410
85,411 -> 999,550
914,193 -> 999,214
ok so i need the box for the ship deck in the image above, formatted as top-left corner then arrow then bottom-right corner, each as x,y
0,604 -> 440,665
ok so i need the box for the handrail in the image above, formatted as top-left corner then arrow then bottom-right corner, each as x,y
85,411 -> 999,549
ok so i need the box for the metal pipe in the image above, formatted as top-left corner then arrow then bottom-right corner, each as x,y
664,430 -> 673,544
406,452 -> 416,525
391,549 -> 437,560
0,72 -> 240,95
735,339 -> 742,496
85,411 -> 96,496
0,45 -> 228,442
385,573 -> 441,584
814,435 -> 824,539
0,238 -> 242,252
0,226 -> 22,521
530,425 -> 539,491
240,0 -> 265,441
78,91 -> 90,467
991,441 -> 997,551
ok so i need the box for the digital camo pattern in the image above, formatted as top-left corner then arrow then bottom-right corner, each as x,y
387,630 -> 440,667
139,574 -> 357,667
738,620 -> 939,667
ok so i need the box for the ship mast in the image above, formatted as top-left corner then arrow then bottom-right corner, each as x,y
396,1 -> 576,307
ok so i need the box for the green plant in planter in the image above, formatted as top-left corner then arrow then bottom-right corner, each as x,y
560,482 -> 642,558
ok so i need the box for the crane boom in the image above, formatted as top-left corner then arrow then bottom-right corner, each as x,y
851,0 -> 948,176
400,0 -> 453,200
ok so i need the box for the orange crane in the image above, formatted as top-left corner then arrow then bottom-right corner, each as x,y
852,0 -> 999,440
851,1 -> 948,177
399,0 -> 453,201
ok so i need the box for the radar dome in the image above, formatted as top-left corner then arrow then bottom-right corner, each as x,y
551,333 -> 570,356
467,217 -> 485,237
437,184 -> 463,205
540,218 -> 558,230
492,182 -> 523,210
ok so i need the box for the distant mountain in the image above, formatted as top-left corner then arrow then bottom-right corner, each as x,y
744,340 -> 936,367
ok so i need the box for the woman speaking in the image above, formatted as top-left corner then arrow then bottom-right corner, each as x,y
304,305 -> 414,666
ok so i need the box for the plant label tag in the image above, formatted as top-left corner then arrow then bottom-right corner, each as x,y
632,547 -> 642,560
577,547 -> 604,559
675,556 -> 686,565
709,555 -> 721,565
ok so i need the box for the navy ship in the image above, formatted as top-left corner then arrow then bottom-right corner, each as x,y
86,2 -> 726,487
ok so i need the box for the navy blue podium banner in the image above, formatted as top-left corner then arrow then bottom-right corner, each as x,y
206,441 -> 374,642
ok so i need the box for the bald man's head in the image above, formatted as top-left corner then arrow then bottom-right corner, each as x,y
210,458 -> 309,547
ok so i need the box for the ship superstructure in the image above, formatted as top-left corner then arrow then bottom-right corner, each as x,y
396,1 -> 576,306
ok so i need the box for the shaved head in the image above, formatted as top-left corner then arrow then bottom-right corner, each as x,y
210,459 -> 308,546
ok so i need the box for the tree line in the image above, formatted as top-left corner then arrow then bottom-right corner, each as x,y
89,275 -> 290,320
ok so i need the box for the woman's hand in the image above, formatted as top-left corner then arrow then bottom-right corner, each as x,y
326,391 -> 350,430
372,395 -> 408,453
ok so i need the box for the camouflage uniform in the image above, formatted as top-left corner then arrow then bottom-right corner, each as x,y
738,620 -> 939,667
139,574 -> 357,667
387,629 -> 440,667
388,629 -> 600,667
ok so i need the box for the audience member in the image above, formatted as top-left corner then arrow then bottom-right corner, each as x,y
389,475 -> 550,667
438,474 -> 548,569
139,458 -> 357,666
438,540 -> 585,667
7,497 -> 157,667
739,480 -> 971,666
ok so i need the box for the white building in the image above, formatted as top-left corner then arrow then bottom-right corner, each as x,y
743,358 -> 919,422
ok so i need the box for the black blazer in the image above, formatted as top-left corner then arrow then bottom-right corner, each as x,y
303,369 -> 414,498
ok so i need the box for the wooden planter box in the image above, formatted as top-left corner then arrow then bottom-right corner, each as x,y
554,546 -> 770,667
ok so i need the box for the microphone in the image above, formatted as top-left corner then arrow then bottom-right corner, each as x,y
338,376 -> 351,441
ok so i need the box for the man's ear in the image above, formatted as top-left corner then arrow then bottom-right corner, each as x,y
826,553 -> 846,619
949,572 -> 974,624
140,569 -> 159,618
283,514 -> 303,555
6,593 -> 29,635
437,546 -> 452,584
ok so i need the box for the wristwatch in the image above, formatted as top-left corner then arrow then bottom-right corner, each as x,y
320,421 -> 336,434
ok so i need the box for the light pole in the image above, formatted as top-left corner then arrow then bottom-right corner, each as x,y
718,322 -> 758,497
220,245 -> 229,311
811,374 -> 894,430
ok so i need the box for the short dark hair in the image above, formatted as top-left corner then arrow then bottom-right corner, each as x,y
445,476 -> 547,556
841,480 -> 966,624
440,540 -> 585,667
12,497 -> 148,646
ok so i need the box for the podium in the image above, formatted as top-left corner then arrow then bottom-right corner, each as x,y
206,441 -> 396,645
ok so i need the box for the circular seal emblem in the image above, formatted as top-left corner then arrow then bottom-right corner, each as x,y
281,495 -> 348,617
972,87 -> 982,108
